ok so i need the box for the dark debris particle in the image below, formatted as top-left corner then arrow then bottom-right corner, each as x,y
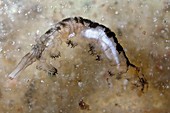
106,78 -> 112,87
142,31 -> 146,35
95,55 -> 101,61
114,1 -> 118,5
115,103 -> 121,107
66,40 -> 78,48
25,81 -> 36,98
116,74 -> 122,80
50,51 -> 61,59
108,71 -> 114,77
79,99 -> 90,110
138,74 -> 148,92
24,81 -> 36,109
132,74 -> 148,93
88,43 -> 96,55
48,66 -> 58,77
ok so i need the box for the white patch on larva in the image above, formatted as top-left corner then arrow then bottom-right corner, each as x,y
68,32 -> 75,38
81,28 -> 120,65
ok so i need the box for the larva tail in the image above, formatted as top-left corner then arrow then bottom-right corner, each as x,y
8,51 -> 37,79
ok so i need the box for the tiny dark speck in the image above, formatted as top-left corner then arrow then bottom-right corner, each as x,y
79,99 -> 90,110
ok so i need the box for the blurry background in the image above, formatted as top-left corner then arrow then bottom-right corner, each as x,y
0,0 -> 169,113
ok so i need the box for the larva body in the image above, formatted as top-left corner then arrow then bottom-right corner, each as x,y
8,17 -> 137,79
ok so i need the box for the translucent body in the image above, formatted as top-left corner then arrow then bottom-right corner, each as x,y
8,17 -> 137,79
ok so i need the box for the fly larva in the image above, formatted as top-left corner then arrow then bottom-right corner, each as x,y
8,17 -> 139,79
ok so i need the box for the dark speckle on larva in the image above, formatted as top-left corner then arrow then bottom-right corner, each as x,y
74,17 -> 79,23
62,18 -> 72,22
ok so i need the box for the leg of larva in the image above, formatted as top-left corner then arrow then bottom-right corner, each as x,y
36,60 -> 58,77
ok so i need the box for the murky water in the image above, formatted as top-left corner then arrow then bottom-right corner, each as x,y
0,0 -> 169,113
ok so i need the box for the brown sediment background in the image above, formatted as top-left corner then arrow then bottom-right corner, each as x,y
0,0 -> 169,113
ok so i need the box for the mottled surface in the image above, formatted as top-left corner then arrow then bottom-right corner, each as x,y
0,0 -> 170,113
